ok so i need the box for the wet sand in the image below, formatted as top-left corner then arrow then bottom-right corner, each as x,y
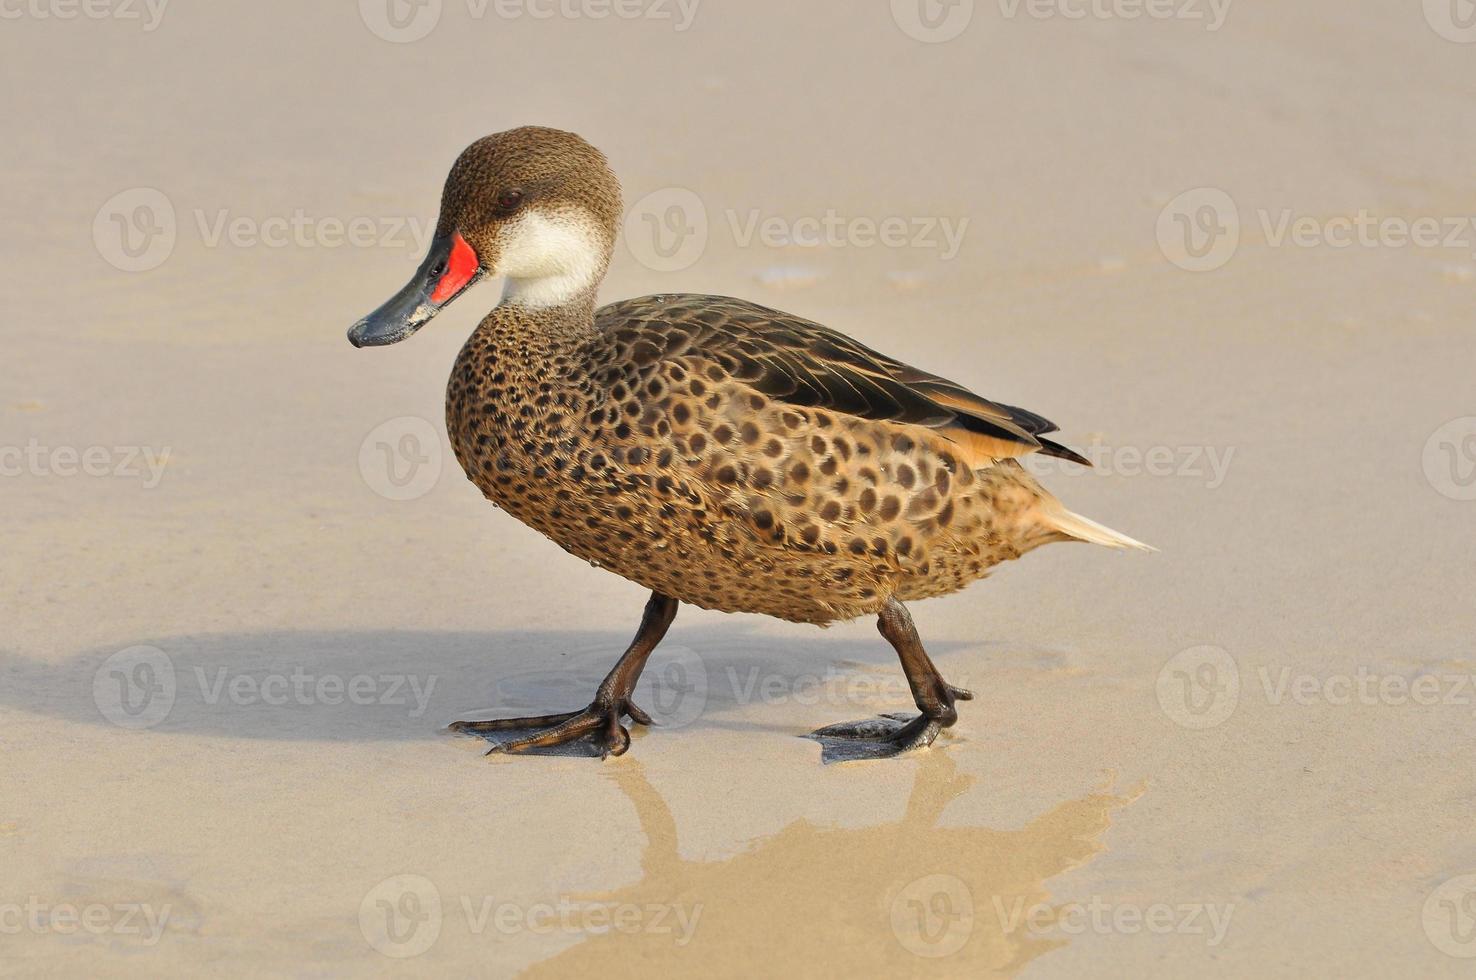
3,1 -> 1475,975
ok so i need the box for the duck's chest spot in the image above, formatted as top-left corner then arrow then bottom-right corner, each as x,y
446,353 -> 610,515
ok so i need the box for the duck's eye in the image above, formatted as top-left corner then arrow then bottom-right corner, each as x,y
494,189 -> 525,214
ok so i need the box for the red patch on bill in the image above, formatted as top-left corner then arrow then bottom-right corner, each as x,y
430,233 -> 479,304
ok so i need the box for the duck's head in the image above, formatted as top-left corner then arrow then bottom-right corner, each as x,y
348,126 -> 621,348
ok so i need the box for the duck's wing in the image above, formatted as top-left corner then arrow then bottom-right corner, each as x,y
597,294 -> 1090,469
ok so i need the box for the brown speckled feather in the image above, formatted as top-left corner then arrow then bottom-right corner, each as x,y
447,293 -> 1090,624
598,294 -> 1092,468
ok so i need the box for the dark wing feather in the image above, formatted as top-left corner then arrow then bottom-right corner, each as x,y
597,294 -> 1090,468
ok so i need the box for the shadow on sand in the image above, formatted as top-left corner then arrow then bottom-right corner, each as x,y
0,624 -> 978,745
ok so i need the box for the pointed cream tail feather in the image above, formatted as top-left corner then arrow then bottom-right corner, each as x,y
1047,508 -> 1156,552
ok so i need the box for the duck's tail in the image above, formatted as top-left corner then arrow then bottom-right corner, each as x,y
1044,506 -> 1156,552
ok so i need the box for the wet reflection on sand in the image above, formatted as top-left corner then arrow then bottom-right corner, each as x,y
523,753 -> 1142,977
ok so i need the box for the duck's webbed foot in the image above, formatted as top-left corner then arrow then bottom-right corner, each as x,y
808,712 -> 944,761
804,599 -> 973,764
449,698 -> 654,758
447,592 -> 677,761
807,690 -> 971,763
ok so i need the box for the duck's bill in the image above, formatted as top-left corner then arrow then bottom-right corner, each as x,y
347,232 -> 483,348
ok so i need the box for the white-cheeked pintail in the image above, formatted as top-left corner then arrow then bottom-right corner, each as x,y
347,127 -> 1151,761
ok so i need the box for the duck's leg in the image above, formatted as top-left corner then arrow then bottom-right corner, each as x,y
449,592 -> 679,759
806,598 -> 973,762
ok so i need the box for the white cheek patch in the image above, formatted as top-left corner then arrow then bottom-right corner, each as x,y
496,207 -> 608,309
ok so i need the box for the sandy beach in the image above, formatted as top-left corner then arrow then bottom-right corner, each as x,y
3,0 -> 1475,975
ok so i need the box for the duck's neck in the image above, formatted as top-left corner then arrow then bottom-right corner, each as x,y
489,287 -> 600,349
498,279 -> 601,327
471,292 -> 600,379
499,272 -> 602,314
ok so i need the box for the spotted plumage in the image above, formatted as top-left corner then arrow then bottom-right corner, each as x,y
349,126 -> 1151,760
449,293 -> 1112,625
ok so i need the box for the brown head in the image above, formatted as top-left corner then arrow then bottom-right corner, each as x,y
348,126 -> 622,347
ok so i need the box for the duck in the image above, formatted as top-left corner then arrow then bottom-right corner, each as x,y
347,126 -> 1151,761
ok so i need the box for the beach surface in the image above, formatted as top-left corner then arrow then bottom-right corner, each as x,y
3,1 -> 1475,975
